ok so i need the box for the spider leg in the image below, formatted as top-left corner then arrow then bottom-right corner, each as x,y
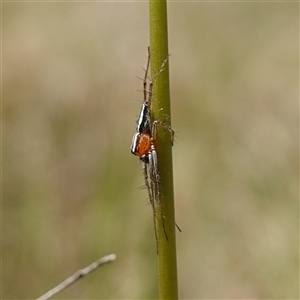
142,160 -> 158,247
152,120 -> 175,146
151,54 -> 170,83
145,49 -> 170,117
143,47 -> 151,104
175,222 -> 182,232
149,150 -> 168,241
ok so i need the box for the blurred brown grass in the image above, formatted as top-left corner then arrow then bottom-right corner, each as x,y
3,2 -> 298,299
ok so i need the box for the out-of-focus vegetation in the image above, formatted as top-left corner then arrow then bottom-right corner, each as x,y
3,2 -> 298,299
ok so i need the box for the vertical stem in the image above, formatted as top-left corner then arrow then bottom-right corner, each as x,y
149,1 -> 179,299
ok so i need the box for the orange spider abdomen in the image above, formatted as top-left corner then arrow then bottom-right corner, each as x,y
131,132 -> 151,158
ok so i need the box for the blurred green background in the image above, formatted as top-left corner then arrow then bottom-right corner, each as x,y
2,2 -> 298,299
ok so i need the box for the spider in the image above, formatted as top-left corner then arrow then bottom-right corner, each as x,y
130,47 -> 174,243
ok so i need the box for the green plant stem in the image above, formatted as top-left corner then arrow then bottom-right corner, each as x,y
149,1 -> 179,299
